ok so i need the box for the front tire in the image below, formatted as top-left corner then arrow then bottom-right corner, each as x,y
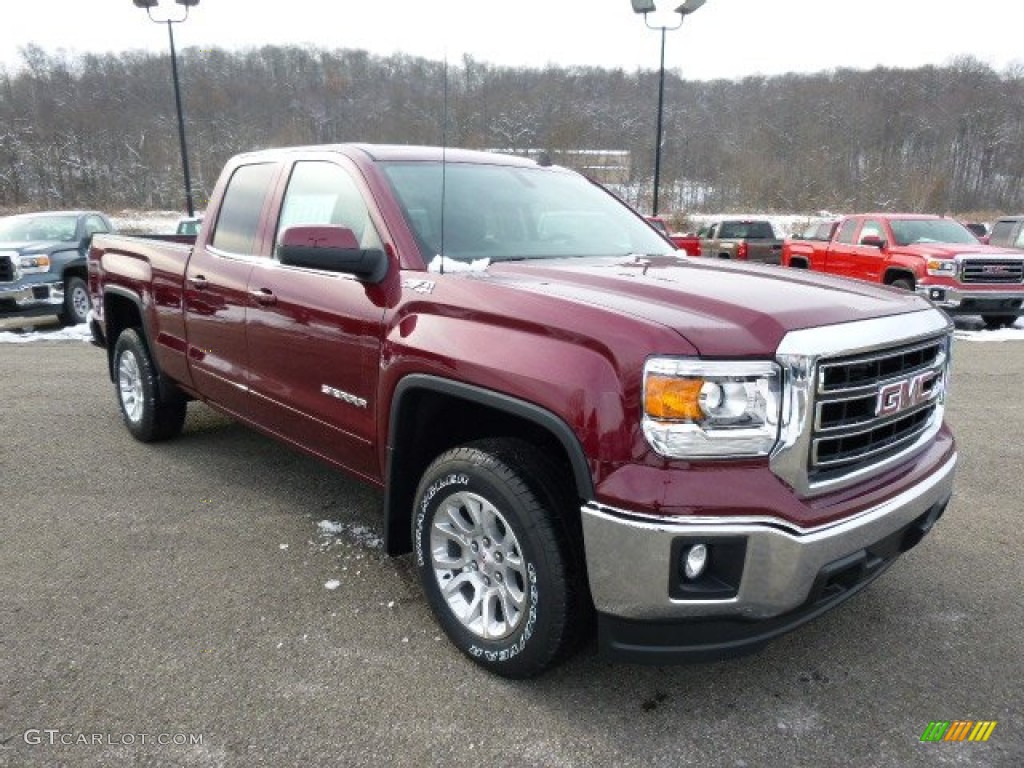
58,275 -> 91,326
890,277 -> 914,291
982,314 -> 1017,329
412,439 -> 585,678
112,328 -> 187,442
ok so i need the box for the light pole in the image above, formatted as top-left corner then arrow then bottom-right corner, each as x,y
631,0 -> 707,216
132,0 -> 199,217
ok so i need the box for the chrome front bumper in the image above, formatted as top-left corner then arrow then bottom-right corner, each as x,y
581,452 -> 956,622
916,284 -> 1024,312
0,280 -> 64,308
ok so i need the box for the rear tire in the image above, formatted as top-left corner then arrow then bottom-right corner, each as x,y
982,314 -> 1017,330
112,328 -> 187,442
412,439 -> 586,678
58,275 -> 90,326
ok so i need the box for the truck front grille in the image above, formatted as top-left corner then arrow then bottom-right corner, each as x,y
809,337 -> 947,483
960,259 -> 1024,284
0,254 -> 15,282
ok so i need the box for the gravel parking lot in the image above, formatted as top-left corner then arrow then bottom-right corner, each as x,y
1,332 -> 1022,767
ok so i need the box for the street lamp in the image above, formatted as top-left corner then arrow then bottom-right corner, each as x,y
631,0 -> 707,216
132,0 -> 200,217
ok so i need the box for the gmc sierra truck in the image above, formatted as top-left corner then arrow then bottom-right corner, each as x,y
782,213 -> 1024,329
88,145 -> 957,678
0,210 -> 114,325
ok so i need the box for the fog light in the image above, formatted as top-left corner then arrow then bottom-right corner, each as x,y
683,543 -> 708,580
929,288 -> 945,301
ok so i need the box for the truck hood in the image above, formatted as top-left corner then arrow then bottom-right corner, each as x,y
0,240 -> 67,255
483,255 -> 932,357
896,242 -> 1022,259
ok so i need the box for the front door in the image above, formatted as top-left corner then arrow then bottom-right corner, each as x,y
245,159 -> 388,480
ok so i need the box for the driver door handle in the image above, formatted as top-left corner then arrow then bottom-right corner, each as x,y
249,288 -> 277,306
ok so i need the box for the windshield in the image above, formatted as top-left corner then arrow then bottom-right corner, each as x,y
889,219 -> 978,246
0,215 -> 78,242
381,162 -> 674,262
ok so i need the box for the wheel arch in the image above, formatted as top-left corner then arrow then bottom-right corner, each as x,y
101,287 -> 181,404
883,268 -> 916,288
382,375 -> 595,556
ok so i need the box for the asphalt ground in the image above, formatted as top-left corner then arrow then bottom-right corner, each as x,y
1,329 -> 1022,768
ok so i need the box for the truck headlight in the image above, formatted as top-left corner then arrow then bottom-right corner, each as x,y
926,259 -> 956,276
642,358 -> 782,458
17,254 -> 50,273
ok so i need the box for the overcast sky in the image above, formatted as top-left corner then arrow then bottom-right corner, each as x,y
3,0 -> 1023,81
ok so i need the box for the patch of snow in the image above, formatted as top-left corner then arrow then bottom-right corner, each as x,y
427,254 -> 490,273
324,579 -> 341,591
317,519 -> 384,550
0,323 -> 93,343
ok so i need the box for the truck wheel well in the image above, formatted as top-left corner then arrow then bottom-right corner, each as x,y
63,265 -> 87,283
788,258 -> 809,269
103,293 -> 144,381
884,270 -> 916,289
383,382 -> 589,557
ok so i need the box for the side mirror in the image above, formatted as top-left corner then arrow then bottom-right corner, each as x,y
860,235 -> 886,249
276,225 -> 388,283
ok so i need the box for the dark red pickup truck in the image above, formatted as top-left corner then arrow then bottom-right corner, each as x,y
88,145 -> 957,677
783,213 -> 1024,328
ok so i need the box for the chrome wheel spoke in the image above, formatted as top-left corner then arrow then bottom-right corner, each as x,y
118,352 -> 144,423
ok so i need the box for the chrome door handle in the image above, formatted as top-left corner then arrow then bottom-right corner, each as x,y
249,288 -> 277,306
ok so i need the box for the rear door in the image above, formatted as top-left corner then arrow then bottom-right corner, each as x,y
823,217 -> 861,278
244,157 -> 389,480
184,161 -> 280,417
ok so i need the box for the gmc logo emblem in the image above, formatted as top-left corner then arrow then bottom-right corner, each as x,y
982,265 -> 1011,274
876,372 -> 936,417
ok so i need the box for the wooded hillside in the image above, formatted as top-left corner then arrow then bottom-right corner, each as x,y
2,44 -> 1022,218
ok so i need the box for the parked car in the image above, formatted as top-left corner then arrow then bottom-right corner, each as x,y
0,210 -> 114,325
984,216 -> 1024,250
698,218 -> 784,263
88,144 -> 956,677
781,213 -> 1024,328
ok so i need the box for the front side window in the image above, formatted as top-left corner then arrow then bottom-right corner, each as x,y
381,162 -> 673,263
210,163 -> 278,255
83,215 -> 110,236
859,220 -> 884,243
835,219 -> 859,244
276,161 -> 382,251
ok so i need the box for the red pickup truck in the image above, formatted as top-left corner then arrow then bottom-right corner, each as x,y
88,145 -> 957,677
644,215 -> 701,256
783,213 -> 1024,328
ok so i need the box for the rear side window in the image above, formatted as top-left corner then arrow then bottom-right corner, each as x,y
211,163 -> 278,255
989,219 -> 1016,246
